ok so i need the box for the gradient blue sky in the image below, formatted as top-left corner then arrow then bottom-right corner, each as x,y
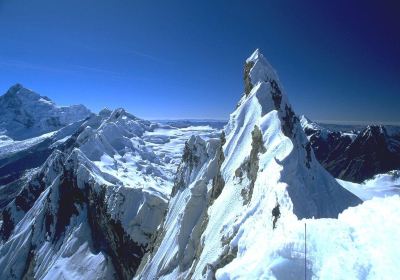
0,0 -> 399,123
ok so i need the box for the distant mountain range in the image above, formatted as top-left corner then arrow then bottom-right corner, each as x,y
300,116 -> 400,182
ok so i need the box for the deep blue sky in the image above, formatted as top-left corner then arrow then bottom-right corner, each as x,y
0,0 -> 399,123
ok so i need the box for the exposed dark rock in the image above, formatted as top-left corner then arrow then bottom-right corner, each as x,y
305,142 -> 312,169
182,141 -> 199,168
44,199 -> 53,238
244,61 -> 255,96
171,137 -> 203,196
0,151 -> 65,242
15,172 -> 48,213
0,208 -> 14,241
53,172 -> 85,241
201,229 -> 238,279
236,125 -> 266,205
87,186 -> 146,280
281,104 -> 299,138
210,132 -> 226,202
272,202 -> 281,229
270,80 -> 282,110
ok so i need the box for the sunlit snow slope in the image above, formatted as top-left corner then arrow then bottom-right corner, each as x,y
136,50 -> 363,280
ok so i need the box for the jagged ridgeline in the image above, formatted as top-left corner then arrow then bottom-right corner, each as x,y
0,50 -> 362,280
135,50 -> 361,279
300,115 -> 400,183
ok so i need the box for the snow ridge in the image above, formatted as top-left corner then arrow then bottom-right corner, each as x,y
136,50 -> 361,280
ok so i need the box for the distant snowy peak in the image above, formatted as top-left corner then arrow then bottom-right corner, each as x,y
0,84 -> 92,140
300,115 -> 326,134
98,107 -> 112,118
3,83 -> 54,105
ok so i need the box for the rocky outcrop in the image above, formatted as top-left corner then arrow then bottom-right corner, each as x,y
244,61 -> 255,96
236,125 -> 266,205
210,131 -> 226,202
0,150 -> 65,241
86,185 -> 147,280
171,136 -> 209,196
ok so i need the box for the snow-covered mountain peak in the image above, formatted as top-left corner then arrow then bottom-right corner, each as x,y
225,51 -> 360,218
246,48 -> 261,61
109,107 -> 137,121
299,114 -> 329,136
0,84 -> 92,140
244,49 -> 280,98
300,114 -> 315,128
98,107 -> 112,118
137,51 -> 361,279
3,83 -> 53,105
4,83 -> 24,95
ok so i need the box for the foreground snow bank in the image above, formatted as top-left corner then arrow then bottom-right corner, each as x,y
218,195 -> 400,280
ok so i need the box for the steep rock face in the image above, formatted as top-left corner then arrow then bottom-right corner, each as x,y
136,50 -> 361,279
0,84 -> 91,140
0,150 -> 65,241
301,116 -> 400,182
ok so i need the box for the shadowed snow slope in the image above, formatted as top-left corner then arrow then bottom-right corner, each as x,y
136,49 -> 362,280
